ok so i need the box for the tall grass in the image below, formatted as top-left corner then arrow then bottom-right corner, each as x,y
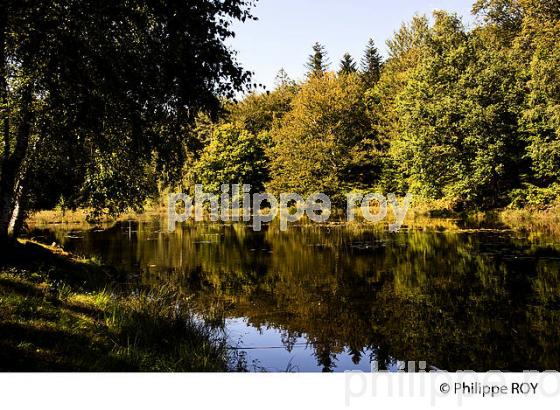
104,286 -> 230,371
500,204 -> 560,238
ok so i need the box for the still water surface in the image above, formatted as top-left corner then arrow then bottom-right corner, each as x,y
29,218 -> 560,372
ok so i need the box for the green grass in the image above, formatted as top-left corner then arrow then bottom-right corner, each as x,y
0,241 -> 231,371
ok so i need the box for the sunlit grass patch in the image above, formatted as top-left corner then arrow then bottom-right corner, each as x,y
500,202 -> 560,238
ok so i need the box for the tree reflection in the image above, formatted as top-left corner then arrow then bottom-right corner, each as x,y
35,220 -> 560,371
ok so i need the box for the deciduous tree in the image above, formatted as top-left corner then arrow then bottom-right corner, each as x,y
0,0 -> 255,242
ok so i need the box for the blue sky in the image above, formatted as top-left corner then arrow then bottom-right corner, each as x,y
229,0 -> 476,90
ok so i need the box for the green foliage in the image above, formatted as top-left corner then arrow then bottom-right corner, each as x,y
365,15 -> 429,193
392,11 -> 526,208
509,183 -> 560,209
193,123 -> 270,193
6,0 -> 560,225
268,72 -> 371,203
472,0 -> 524,36
518,3 -> 560,186
306,42 -> 330,77
0,0 -> 255,239
227,81 -> 298,136
177,4 -> 560,211
339,53 -> 358,75
360,38 -> 383,87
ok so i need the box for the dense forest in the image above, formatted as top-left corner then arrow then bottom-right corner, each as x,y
185,0 -> 560,211
2,0 -> 560,243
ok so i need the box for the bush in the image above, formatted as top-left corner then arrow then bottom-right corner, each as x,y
509,184 -> 560,209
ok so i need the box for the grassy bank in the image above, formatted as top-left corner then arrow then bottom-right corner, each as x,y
500,205 -> 560,238
0,241 -> 230,371
28,203 -> 165,226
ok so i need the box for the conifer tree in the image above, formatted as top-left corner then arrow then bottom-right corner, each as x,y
339,53 -> 358,75
306,42 -> 330,76
361,38 -> 382,87
275,68 -> 295,87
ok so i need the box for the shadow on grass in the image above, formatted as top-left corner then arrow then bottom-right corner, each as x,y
1,240 -> 127,291
0,240 -> 231,372
0,322 -> 129,371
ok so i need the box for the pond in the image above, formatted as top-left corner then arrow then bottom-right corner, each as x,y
28,218 -> 560,372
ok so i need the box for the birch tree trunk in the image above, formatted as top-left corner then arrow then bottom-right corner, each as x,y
0,86 -> 33,245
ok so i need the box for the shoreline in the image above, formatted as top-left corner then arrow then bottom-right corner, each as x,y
25,203 -> 560,238
0,240 -> 232,372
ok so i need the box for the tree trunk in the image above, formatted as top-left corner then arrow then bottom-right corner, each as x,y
0,10 -> 14,246
0,86 -> 33,245
0,175 -> 25,242
0,11 -> 9,165
0,8 -> 34,246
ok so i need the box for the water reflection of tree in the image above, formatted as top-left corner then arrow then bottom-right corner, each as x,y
43,221 -> 560,371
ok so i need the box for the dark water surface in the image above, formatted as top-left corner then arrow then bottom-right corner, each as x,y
28,218 -> 560,372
